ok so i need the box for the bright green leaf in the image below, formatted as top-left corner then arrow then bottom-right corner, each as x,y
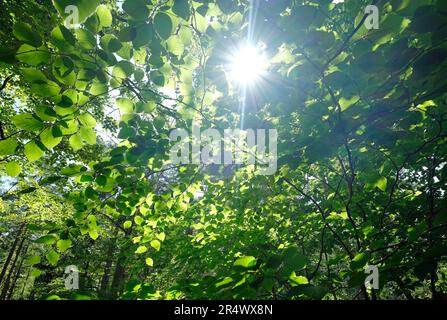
5,161 -> 21,177
46,250 -> 60,266
12,114 -> 43,132
57,239 -> 72,253
80,126 -> 96,145
24,141 -> 44,162
135,245 -> 148,254
150,239 -> 161,251
233,256 -> 257,268
145,257 -> 154,266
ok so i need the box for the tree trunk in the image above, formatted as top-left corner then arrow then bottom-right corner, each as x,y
0,223 -> 24,286
99,237 -> 116,298
0,233 -> 26,299
7,244 -> 29,299
109,247 -> 127,299
427,157 -> 439,299
19,267 -> 31,300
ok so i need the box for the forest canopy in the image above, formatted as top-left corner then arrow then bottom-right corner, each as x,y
1,0 -> 447,300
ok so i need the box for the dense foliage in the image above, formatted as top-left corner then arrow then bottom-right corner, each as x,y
1,0 -> 447,300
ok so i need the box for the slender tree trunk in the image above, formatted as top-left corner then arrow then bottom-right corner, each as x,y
427,157 -> 439,299
99,237 -> 116,298
0,223 -> 24,286
110,248 -> 127,299
82,260 -> 90,290
7,244 -> 29,299
1,234 -> 26,299
19,267 -> 31,300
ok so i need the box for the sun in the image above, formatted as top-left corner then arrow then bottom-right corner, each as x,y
227,44 -> 268,86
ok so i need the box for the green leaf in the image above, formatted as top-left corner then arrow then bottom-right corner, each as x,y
96,175 -> 107,186
232,276 -> 246,289
145,257 -> 154,266
339,96 -> 360,112
75,29 -> 96,49
136,101 -> 156,113
123,221 -> 132,229
90,82 -> 109,95
31,268 -> 42,278
233,256 -> 257,268
173,0 -> 191,21
97,4 -> 112,27
166,35 -> 184,56
60,119 -> 79,136
215,277 -> 233,288
118,26 -> 137,42
122,0 -> 150,20
35,234 -> 57,245
35,105 -> 57,121
31,81 -> 60,97
57,239 -> 72,253
134,216 -> 144,225
80,126 -> 96,145
78,112 -> 97,127
116,42 -> 132,60
80,175 -> 93,182
46,250 -> 60,266
150,70 -> 165,87
12,113 -> 43,132
150,239 -> 161,251
156,232 -> 166,242
133,23 -> 154,48
85,11 -> 100,33
51,25 -> 76,50
0,138 -> 18,156
85,186 -> 96,199
25,255 -> 41,266
16,44 -> 50,66
24,141 -> 45,162
112,60 -> 134,78
53,57 -> 75,80
61,164 -> 87,176
374,177 -> 387,192
179,26 -> 192,45
5,161 -> 21,177
289,272 -> 309,286
69,134 -> 83,151
153,12 -> 173,40
116,98 -> 134,113
40,127 -> 63,150
88,229 -> 99,240
13,22 -> 42,47
135,245 -> 148,254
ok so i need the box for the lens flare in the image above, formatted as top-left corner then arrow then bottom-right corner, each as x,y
228,44 -> 267,85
